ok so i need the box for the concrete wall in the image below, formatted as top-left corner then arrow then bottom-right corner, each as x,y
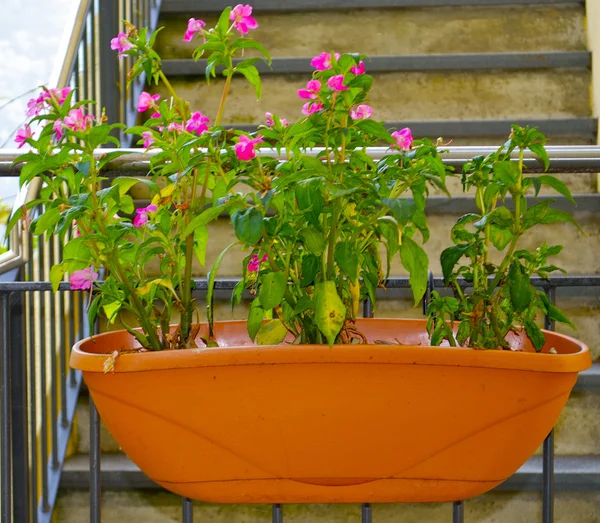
587,0 -> 600,142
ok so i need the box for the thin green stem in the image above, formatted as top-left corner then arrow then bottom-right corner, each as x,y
215,71 -> 233,126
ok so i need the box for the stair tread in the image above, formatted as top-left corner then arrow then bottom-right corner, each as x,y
60,454 -> 600,491
163,52 -> 591,76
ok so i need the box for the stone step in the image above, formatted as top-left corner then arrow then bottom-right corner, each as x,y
59,453 -> 600,491
156,4 -> 585,59
156,70 -> 591,127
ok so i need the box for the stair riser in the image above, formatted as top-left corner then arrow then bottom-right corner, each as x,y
55,490 -> 600,522
155,71 -> 591,125
156,6 -> 585,59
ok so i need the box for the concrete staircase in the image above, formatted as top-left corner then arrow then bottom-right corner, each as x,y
56,0 -> 600,521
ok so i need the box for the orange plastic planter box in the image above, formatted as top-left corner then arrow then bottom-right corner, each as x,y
70,318 -> 591,504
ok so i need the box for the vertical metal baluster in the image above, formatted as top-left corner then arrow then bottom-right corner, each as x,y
38,239 -> 49,513
453,501 -> 464,523
49,240 -> 59,470
1,293 -> 12,523
182,497 -> 193,522
422,270 -> 434,316
363,297 -> 373,319
543,286 -> 556,523
58,248 -> 68,427
68,294 -> 77,387
272,504 -> 283,523
361,503 -> 372,523
90,395 -> 101,523
27,236 -> 38,523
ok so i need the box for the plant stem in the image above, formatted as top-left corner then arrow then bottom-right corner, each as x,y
215,71 -> 233,126
326,201 -> 339,280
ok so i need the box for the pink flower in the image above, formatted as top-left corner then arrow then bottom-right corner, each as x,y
70,267 -> 98,291
351,61 -> 366,75
72,220 -> 81,237
133,204 -> 158,228
14,124 -> 33,148
265,112 -> 288,127
230,4 -> 258,35
137,92 -> 160,113
297,79 -> 321,100
141,131 -> 154,148
64,108 -> 94,132
301,102 -> 324,115
235,135 -> 263,161
310,52 -> 340,71
327,75 -> 348,91
44,87 -> 72,105
167,122 -> 184,132
350,104 -> 373,120
247,253 -> 268,272
186,111 -> 210,135
53,119 -> 64,140
26,94 -> 45,117
110,32 -> 132,56
392,127 -> 414,150
150,112 -> 161,119
183,18 -> 206,42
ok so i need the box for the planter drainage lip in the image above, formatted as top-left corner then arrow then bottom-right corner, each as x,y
71,318 -> 591,375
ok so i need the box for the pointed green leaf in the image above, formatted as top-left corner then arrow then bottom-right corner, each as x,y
247,299 -> 265,341
524,320 -> 546,352
335,242 -> 359,281
259,272 -> 286,310
399,236 -> 429,305
314,281 -> 346,346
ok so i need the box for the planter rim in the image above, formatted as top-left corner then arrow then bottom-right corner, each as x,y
71,318 -> 591,374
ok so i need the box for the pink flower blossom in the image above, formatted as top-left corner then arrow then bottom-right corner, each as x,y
297,79 -> 321,100
137,92 -> 160,113
235,135 -> 263,161
26,94 -> 45,117
310,52 -> 340,71
14,124 -> 33,148
53,119 -> 64,140
110,32 -> 133,56
186,111 -> 210,135
133,204 -> 158,228
167,122 -> 184,133
141,131 -> 154,148
392,127 -> 414,150
64,108 -> 94,132
150,112 -> 161,119
70,267 -> 98,291
247,253 -> 268,272
230,4 -> 258,35
183,18 -> 206,42
327,75 -> 348,91
351,61 -> 366,75
301,102 -> 324,115
265,112 -> 288,127
350,104 -> 373,120
72,220 -> 81,237
44,87 -> 73,105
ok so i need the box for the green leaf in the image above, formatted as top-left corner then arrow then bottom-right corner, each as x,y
529,143 -> 550,172
231,208 -> 263,245
236,64 -> 262,99
63,236 -> 92,263
103,301 -> 122,324
217,6 -> 232,35
293,295 -> 314,315
259,272 -> 286,310
523,200 -> 551,230
314,281 -> 346,346
489,224 -> 513,250
378,216 -> 400,257
534,175 -> 575,203
301,254 -> 319,286
524,320 -> 546,352
335,242 -> 359,281
382,198 -> 415,226
296,177 -> 324,226
440,244 -> 468,283
33,207 -> 61,235
247,299 -> 265,341
456,319 -> 471,346
50,264 -> 66,293
301,229 -> 325,256
112,177 -> 158,197
182,204 -> 225,237
399,236 -> 429,305
231,38 -> 272,64
256,318 -> 288,345
207,242 -> 238,333
509,261 -> 533,313
493,160 -> 520,186
193,225 -> 208,266
539,208 -> 583,232
356,120 -> 393,142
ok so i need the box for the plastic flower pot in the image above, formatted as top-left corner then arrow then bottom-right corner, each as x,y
70,318 -> 591,504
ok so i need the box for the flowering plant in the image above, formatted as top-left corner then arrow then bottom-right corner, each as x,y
10,5 -> 452,350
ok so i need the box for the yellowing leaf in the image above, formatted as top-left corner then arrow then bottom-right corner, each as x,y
314,281 -> 346,346
256,318 -> 288,345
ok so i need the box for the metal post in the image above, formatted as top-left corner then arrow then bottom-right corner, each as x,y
10,290 -> 29,522
98,0 -> 121,137
363,297 -> 373,318
182,497 -> 193,522
422,270 -> 434,315
90,397 -> 101,523
272,504 -> 283,523
453,501 -> 464,523
1,294 -> 12,523
361,503 -> 372,523
543,286 -> 556,523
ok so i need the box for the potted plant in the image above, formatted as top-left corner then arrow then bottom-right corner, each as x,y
11,5 -> 590,505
